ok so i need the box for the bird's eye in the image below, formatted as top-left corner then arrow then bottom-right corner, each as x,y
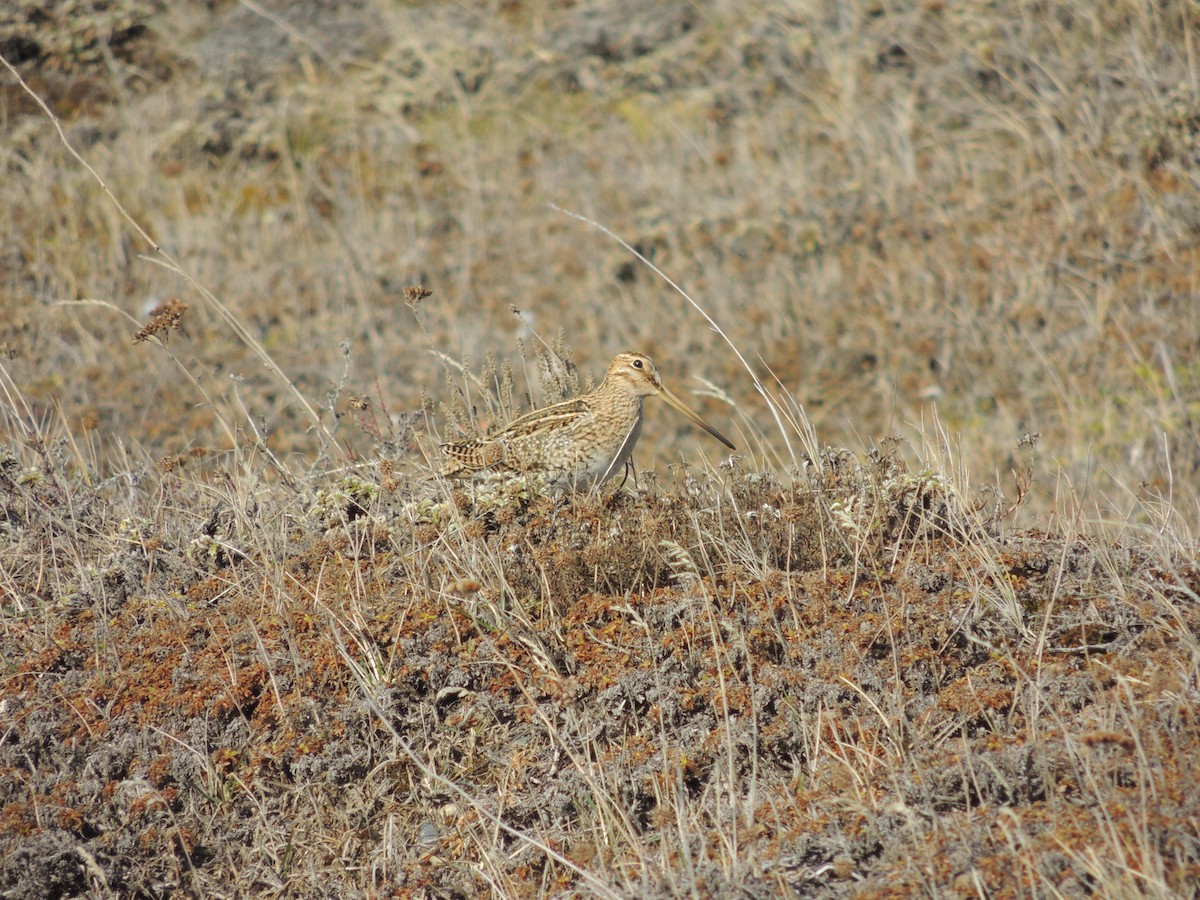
632,359 -> 643,368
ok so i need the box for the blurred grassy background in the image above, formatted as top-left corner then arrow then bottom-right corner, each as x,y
2,0 -> 1197,522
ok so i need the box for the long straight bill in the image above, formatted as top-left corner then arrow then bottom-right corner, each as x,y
657,386 -> 735,450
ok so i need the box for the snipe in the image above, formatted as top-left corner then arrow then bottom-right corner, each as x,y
439,352 -> 735,490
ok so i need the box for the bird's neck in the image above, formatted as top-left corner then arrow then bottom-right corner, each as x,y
596,380 -> 644,406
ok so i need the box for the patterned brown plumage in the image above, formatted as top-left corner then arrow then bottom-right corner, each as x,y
439,352 -> 735,490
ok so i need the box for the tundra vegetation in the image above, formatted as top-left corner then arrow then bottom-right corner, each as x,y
1,1 -> 1198,896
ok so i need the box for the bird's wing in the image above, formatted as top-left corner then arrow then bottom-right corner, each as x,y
439,398 -> 590,475
498,398 -> 591,441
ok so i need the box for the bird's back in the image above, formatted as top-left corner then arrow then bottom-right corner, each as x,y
439,390 -> 643,488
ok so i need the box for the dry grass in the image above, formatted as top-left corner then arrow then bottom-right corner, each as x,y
3,378 -> 1198,896
2,0 -> 1200,897
2,0 -> 1198,511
